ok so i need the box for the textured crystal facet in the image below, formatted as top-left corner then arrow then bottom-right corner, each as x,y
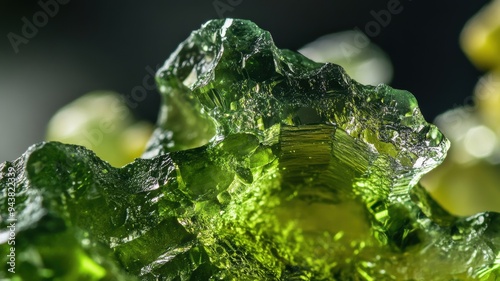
1,19 -> 499,280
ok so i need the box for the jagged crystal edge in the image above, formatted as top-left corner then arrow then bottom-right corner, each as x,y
0,18 -> 499,280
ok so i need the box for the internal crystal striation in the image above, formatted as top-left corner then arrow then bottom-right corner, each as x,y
1,19 -> 499,280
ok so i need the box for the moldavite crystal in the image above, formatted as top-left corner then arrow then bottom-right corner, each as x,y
1,19 -> 499,280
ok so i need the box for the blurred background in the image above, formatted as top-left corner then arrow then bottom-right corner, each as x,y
0,0 -> 491,162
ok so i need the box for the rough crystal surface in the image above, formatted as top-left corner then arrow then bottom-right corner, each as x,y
1,19 -> 499,280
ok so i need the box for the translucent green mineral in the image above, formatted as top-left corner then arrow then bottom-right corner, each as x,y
1,19 -> 499,280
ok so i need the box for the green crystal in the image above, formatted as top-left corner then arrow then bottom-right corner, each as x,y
1,19 -> 499,280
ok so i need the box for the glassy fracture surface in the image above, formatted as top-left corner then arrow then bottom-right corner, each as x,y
1,19 -> 499,280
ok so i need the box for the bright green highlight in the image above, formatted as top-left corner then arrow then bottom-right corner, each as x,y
1,19 -> 499,280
